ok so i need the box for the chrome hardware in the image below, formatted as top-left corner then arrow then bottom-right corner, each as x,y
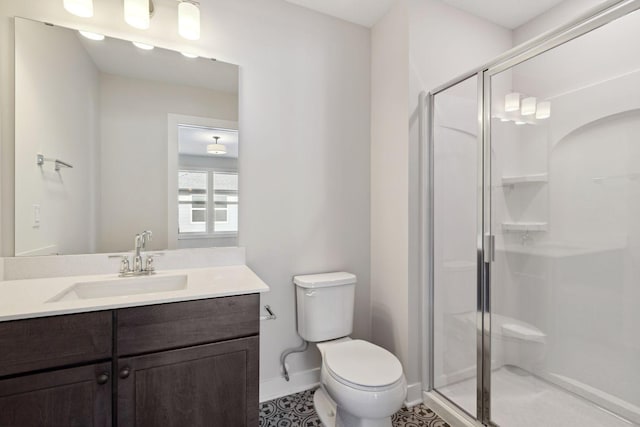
116,230 -> 157,277
305,290 -> 316,297
484,234 -> 495,263
36,153 -> 73,171
145,255 -> 155,273
119,256 -> 130,275
260,305 -> 277,321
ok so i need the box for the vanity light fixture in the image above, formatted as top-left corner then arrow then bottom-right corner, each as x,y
521,97 -> 537,116
79,30 -> 105,41
124,0 -> 152,30
178,1 -> 201,41
536,101 -> 551,119
505,92 -> 520,112
63,0 -> 93,18
207,136 -> 227,155
181,52 -> 199,58
132,41 -> 154,50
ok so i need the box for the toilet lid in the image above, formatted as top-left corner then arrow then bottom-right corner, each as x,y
324,340 -> 403,388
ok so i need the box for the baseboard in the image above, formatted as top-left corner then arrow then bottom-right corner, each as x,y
259,368 -> 320,403
404,382 -> 423,407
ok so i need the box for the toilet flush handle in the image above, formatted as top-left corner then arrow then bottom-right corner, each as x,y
305,290 -> 316,297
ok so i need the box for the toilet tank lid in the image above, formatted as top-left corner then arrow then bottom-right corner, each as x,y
293,272 -> 356,288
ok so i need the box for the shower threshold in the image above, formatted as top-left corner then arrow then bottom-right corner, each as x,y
437,367 -> 637,427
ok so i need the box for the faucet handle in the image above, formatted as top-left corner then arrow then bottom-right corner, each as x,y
145,255 -> 155,273
119,256 -> 130,275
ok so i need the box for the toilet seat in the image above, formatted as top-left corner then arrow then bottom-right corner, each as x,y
323,340 -> 403,390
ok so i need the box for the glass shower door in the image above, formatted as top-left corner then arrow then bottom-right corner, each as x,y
487,7 -> 640,426
431,75 -> 481,418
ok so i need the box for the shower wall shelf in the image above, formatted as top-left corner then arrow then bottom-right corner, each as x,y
502,222 -> 548,232
502,173 -> 548,185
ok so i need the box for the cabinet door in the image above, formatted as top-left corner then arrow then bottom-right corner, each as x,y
118,336 -> 258,427
0,362 -> 112,427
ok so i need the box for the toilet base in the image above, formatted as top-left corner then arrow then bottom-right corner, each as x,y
313,387 -> 393,427
314,387 -> 337,427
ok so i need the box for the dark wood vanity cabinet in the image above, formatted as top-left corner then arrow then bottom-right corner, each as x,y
118,337 -> 259,427
0,362 -> 112,427
0,294 -> 260,427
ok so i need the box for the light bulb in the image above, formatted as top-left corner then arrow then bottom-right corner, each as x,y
207,144 -> 226,154
63,0 -> 93,17
124,0 -> 150,30
132,41 -> 154,50
505,93 -> 520,112
79,30 -> 105,41
536,101 -> 551,119
521,97 -> 537,116
179,1 -> 201,41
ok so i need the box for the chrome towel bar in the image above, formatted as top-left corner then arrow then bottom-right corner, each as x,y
37,153 -> 73,171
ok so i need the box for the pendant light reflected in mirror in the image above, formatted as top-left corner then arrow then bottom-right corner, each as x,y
207,136 -> 227,155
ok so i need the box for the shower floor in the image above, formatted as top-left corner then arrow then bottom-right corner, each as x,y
438,367 -> 636,427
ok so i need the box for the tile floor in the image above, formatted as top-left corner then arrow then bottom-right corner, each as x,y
259,388 -> 450,427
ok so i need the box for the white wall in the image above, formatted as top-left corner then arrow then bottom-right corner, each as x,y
14,18 -> 99,256
370,0 -> 411,394
0,0 -> 371,393
370,0 -> 512,398
98,72 -> 237,253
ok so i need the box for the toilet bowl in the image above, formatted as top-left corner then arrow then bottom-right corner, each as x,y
316,339 -> 407,427
293,272 -> 407,427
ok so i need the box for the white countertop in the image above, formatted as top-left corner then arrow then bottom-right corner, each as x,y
0,265 -> 269,322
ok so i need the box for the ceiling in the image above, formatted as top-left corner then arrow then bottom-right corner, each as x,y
439,0 -> 567,29
284,0 -> 568,29
284,0 -> 394,27
78,33 -> 238,94
178,126 -> 239,159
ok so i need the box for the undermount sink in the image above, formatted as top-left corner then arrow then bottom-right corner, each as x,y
47,274 -> 188,303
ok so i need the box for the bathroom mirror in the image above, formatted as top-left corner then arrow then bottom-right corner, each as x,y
13,17 -> 239,256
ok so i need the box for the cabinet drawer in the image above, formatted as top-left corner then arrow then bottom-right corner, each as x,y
0,311 -> 112,377
117,294 -> 259,356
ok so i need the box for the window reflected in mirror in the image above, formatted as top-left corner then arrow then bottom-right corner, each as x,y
176,125 -> 239,247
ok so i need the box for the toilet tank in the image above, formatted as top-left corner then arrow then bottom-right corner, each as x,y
294,272 -> 356,342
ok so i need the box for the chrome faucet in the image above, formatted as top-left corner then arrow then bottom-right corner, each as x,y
521,230 -> 533,246
118,230 -> 156,276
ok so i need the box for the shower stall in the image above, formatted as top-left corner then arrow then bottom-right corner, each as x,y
424,1 -> 640,425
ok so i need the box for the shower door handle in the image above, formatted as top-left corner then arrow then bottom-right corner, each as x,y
484,234 -> 495,263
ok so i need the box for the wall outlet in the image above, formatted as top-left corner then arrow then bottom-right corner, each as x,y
33,204 -> 41,227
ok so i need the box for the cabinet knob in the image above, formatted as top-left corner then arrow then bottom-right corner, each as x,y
97,372 -> 110,385
119,367 -> 131,379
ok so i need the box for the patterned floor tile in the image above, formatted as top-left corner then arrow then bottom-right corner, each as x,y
259,389 -> 449,427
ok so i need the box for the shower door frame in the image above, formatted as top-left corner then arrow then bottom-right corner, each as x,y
424,0 -> 640,425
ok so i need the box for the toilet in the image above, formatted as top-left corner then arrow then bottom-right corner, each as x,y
294,272 -> 407,427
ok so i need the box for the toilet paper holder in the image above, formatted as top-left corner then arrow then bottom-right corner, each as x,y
260,305 -> 276,321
